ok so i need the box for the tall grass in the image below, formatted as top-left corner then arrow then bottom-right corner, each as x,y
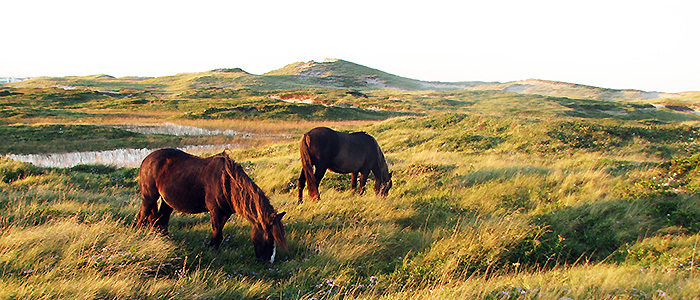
2,108 -> 700,299
0,218 -> 274,299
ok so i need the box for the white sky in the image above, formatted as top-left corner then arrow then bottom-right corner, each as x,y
2,0 -> 698,93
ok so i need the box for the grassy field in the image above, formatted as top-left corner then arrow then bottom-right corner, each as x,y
2,79 -> 700,299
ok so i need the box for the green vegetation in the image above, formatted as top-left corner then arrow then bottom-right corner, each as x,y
0,124 -> 185,154
2,63 -> 700,299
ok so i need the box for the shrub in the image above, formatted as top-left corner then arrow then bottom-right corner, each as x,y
0,159 -> 44,183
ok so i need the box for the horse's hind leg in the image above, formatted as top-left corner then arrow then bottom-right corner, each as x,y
136,185 -> 160,229
298,169 -> 306,204
309,166 -> 327,202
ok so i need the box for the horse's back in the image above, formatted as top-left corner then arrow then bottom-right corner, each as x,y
302,127 -> 341,160
139,148 -> 212,213
305,127 -> 374,149
337,132 -> 379,171
302,127 -> 379,173
348,131 -> 377,148
139,148 -> 196,180
141,148 -> 189,165
304,127 -> 339,146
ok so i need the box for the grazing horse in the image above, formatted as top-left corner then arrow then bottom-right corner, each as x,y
298,127 -> 392,203
136,148 -> 287,264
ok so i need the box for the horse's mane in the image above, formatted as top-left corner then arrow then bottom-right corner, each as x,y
218,153 -> 287,250
372,137 -> 391,182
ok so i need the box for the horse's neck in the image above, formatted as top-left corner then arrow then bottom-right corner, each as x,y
375,148 -> 390,182
239,183 -> 271,221
225,163 -> 273,223
378,165 -> 390,182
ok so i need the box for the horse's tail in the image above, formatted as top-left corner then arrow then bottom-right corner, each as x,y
136,151 -> 163,229
299,133 -> 317,199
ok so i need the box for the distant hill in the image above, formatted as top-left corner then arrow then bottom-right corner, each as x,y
263,58 -> 487,90
471,79 -> 674,102
3,59 -> 691,102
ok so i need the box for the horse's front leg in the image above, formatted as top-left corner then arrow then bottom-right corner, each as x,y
154,202 -> 174,235
358,171 -> 369,195
209,208 -> 231,249
351,172 -> 358,190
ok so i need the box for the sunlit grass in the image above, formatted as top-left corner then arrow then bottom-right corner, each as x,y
2,106 -> 700,299
2,139 -> 700,299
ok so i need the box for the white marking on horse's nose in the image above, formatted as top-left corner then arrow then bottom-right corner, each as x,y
270,242 -> 277,264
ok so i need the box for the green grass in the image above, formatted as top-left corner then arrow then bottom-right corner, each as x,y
2,111 -> 700,298
2,77 -> 700,298
4,80 -> 698,123
0,124 -> 185,154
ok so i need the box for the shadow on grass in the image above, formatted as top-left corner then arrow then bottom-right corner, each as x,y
511,195 -> 700,267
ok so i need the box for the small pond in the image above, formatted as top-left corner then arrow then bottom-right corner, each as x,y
4,123 -> 259,168
109,122 -> 255,137
5,145 -> 239,168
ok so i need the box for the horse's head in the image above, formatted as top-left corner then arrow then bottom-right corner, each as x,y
251,212 -> 287,264
376,171 -> 393,197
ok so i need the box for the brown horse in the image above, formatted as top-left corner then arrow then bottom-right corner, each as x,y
136,148 -> 287,264
298,127 -> 392,203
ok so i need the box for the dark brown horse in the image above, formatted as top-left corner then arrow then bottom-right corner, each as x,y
298,127 -> 392,203
136,148 -> 287,264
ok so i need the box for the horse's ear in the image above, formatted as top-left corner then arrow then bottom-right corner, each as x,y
275,212 -> 286,222
220,149 -> 233,159
271,212 -> 288,251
